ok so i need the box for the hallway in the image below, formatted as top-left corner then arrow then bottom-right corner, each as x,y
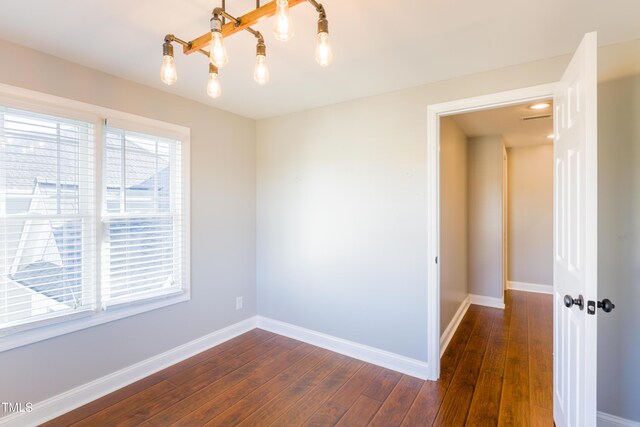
430,290 -> 553,425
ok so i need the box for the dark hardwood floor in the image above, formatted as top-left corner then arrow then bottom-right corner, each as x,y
46,290 -> 552,426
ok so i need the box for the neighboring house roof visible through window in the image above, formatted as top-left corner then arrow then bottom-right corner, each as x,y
10,261 -> 79,306
4,136 -> 169,307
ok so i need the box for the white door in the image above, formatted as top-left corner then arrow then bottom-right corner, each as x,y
553,32 -> 598,427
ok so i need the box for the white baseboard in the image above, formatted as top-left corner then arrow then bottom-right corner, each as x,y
469,294 -> 505,309
507,281 -> 553,295
0,317 -> 258,427
256,316 -> 430,380
440,296 -> 470,357
598,411 -> 640,427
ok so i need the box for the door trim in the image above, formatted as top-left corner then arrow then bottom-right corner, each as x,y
425,82 -> 558,380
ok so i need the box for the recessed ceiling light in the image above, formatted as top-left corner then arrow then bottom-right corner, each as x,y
530,102 -> 551,110
547,134 -> 555,139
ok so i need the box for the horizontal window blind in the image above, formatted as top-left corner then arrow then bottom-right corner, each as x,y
102,127 -> 184,306
0,107 -> 95,332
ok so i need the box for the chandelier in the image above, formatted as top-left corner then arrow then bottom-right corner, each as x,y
160,0 -> 333,98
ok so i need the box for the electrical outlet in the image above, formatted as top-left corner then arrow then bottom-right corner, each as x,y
235,297 -> 243,310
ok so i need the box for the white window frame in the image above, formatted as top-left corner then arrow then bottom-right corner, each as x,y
0,83 -> 191,353
101,122 -> 187,308
0,108 -> 97,335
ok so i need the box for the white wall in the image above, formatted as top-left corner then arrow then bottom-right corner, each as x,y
439,118 -> 469,335
256,97 -> 430,360
597,75 -> 640,422
507,144 -> 554,285
256,46 -> 570,363
0,39 -> 257,407
467,136 -> 505,299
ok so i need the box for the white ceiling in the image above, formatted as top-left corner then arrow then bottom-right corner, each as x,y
0,1 -> 639,119
452,101 -> 554,148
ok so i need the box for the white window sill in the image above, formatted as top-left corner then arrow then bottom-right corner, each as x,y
0,290 -> 190,353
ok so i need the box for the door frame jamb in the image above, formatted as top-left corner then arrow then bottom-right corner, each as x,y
426,82 -> 558,380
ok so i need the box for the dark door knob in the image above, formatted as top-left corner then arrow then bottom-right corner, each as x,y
598,298 -> 616,313
564,294 -> 584,310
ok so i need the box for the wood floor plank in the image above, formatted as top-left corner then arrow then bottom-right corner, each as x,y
400,380 -> 448,426
362,369 -> 402,402
49,330 -> 273,427
369,375 -> 423,427
49,374 -> 167,427
139,343 -> 321,426
69,380 -> 176,427
157,329 -> 275,381
170,343 -> 315,426
528,292 -> 553,412
104,333 -> 287,426
146,343 -> 291,426
433,352 -> 482,426
268,358 -> 364,426
465,371 -> 504,427
439,305 -> 482,386
165,332 -> 283,387
102,386 -> 187,427
204,348 -> 331,426
303,363 -> 383,426
335,395 -> 382,427
530,404 -> 553,427
490,294 -> 513,351
466,304 -> 513,426
329,363 -> 383,406
271,334 -> 305,350
301,401 -> 347,427
499,367 -> 531,425
499,291 -> 531,427
402,307 -> 487,427
236,353 -> 349,427
479,311 -> 511,377
433,307 -> 495,427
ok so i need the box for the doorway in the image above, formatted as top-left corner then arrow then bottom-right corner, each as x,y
425,83 -> 557,380
438,99 -> 555,345
436,99 -> 555,423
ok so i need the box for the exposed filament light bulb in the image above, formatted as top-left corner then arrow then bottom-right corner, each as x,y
315,17 -> 333,67
273,0 -> 294,41
254,40 -> 269,85
209,16 -> 228,68
160,40 -> 177,85
207,64 -> 222,98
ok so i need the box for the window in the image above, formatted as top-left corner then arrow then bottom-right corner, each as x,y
103,126 -> 185,306
0,93 -> 189,348
0,107 -> 95,330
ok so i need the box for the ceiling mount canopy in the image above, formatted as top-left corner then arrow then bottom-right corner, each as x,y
160,0 -> 333,98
